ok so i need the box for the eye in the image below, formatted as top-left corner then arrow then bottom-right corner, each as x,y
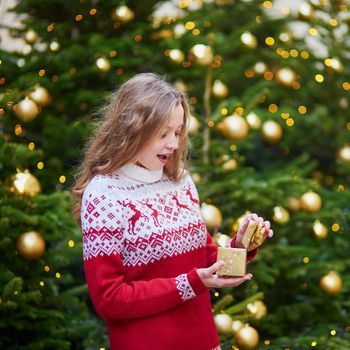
175,133 -> 181,137
160,133 -> 167,139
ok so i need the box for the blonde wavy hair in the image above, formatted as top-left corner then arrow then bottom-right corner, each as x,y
72,73 -> 190,223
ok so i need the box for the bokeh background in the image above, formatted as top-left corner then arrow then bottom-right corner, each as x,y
1,0 -> 350,349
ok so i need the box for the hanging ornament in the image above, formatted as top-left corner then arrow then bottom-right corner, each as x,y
16,231 -> 46,260
223,159 -> 238,171
241,31 -> 257,49
279,32 -> 293,44
14,97 -> 40,122
24,29 -> 39,44
29,85 -> 51,106
275,68 -> 297,88
10,170 -> 41,197
50,41 -> 60,52
174,24 -> 186,38
261,120 -> 283,144
188,115 -> 200,134
112,5 -> 134,23
246,112 -> 261,129
300,191 -> 322,212
174,80 -> 189,94
253,62 -> 268,75
213,233 -> 231,247
214,314 -> 233,334
273,206 -> 290,224
95,57 -> 111,72
298,2 -> 315,20
245,300 -> 267,320
232,320 -> 244,335
286,197 -> 301,212
212,80 -> 229,98
235,325 -> 260,350
313,219 -> 328,239
320,272 -> 342,295
219,114 -> 249,141
338,145 -> 350,163
325,57 -> 344,73
190,44 -> 214,66
200,203 -> 223,230
168,49 -> 185,64
191,173 -> 201,184
232,211 -> 251,234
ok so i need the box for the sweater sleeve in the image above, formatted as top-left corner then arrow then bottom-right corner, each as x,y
81,177 -> 207,320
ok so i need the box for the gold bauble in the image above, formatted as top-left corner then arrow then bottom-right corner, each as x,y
213,233 -> 231,247
275,68 -> 297,88
95,57 -> 111,72
338,145 -> 350,163
174,80 -> 189,93
246,300 -> 267,320
12,170 -> 41,197
287,197 -> 301,212
241,31 -> 258,49
300,191 -> 322,212
232,320 -> 244,335
326,58 -> 344,73
16,231 -> 46,260
235,326 -> 260,350
246,112 -> 261,129
191,173 -> 201,184
212,80 -> 229,98
50,41 -> 60,52
214,314 -> 233,334
231,212 -> 251,234
221,114 -> 249,141
273,206 -> 290,224
188,115 -> 200,134
313,219 -> 328,239
320,272 -> 342,295
168,49 -> 185,64
298,2 -> 314,20
254,62 -> 268,75
190,44 -> 214,66
200,203 -> 223,230
14,97 -> 40,122
24,29 -> 39,44
29,85 -> 51,106
112,5 -> 134,23
261,120 -> 283,144
223,159 -> 238,171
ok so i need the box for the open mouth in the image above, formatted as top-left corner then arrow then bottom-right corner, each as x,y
157,154 -> 171,160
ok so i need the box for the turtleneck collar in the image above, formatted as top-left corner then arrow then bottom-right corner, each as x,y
119,163 -> 163,184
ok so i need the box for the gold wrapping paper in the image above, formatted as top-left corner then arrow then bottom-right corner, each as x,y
216,247 -> 247,277
241,220 -> 266,251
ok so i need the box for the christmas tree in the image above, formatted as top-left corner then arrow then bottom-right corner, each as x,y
1,0 -> 350,349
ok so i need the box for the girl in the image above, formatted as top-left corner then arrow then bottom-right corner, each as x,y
72,73 -> 272,350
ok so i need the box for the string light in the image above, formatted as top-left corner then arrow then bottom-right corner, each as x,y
37,162 -> 44,170
59,175 -> 66,183
269,104 -> 278,113
39,69 -> 45,76
331,223 -> 340,232
68,240 -> 75,248
315,74 -> 324,83
221,108 -> 228,115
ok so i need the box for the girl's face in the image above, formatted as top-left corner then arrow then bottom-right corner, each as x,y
136,103 -> 184,171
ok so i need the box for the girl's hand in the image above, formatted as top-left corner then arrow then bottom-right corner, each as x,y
197,261 -> 252,288
235,213 -> 273,249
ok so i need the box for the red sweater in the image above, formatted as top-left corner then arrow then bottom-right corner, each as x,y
81,164 -> 255,350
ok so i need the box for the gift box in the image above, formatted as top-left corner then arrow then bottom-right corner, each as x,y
216,247 -> 247,277
241,220 -> 265,252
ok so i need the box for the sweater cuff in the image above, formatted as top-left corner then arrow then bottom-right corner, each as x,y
230,236 -> 258,263
187,268 -> 208,296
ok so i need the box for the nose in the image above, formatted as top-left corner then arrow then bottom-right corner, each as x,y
166,134 -> 179,150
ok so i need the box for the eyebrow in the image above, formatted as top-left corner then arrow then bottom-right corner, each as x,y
166,124 -> 184,130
